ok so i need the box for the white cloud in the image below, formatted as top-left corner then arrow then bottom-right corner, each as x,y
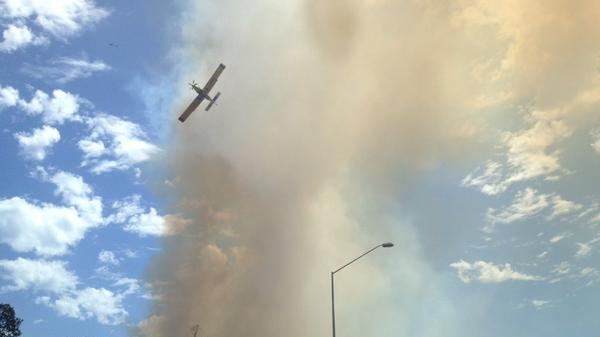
123,249 -> 138,258
0,197 -> 91,255
549,232 -> 569,244
0,258 -> 77,294
19,89 -> 80,124
578,203 -> 599,220
463,117 -> 571,195
0,0 -> 108,52
124,208 -> 166,237
552,261 -> 572,276
14,125 -> 60,160
0,23 -> 46,52
78,139 -> 106,158
450,260 -> 541,283
547,195 -> 582,220
107,195 -> 170,237
530,299 -> 552,310
575,243 -> 591,258
49,171 -> 103,225
549,262 -> 600,285
485,189 -> 581,231
22,57 -> 110,83
485,188 -> 550,229
94,265 -> 121,281
107,195 -> 144,223
0,171 -> 103,256
537,251 -> 548,259
113,277 -> 140,296
503,117 -> 571,182
0,85 -> 19,109
575,237 -> 600,258
462,160 -> 507,195
98,250 -> 119,265
0,257 -> 131,325
1,85 -> 81,124
79,115 -> 160,174
40,287 -> 127,325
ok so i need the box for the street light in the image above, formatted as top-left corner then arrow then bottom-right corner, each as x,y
331,243 -> 394,337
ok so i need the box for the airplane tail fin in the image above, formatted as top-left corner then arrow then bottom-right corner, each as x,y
205,92 -> 221,111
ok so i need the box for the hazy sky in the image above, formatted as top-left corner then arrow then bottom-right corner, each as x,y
1,1 -> 599,337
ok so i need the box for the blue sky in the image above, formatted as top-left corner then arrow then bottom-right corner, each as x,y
0,1 -> 178,336
1,1 -> 600,337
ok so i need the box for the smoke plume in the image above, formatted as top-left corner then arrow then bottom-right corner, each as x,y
138,1 -> 600,337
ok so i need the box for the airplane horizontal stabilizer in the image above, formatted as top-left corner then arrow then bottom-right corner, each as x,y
205,92 -> 221,111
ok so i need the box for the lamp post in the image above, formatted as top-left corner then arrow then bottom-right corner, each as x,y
331,242 -> 394,337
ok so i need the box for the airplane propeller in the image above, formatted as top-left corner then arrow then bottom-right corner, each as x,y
188,80 -> 198,89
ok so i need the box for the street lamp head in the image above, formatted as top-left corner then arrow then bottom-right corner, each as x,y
381,242 -> 394,248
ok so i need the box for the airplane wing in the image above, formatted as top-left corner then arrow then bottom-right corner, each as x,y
177,63 -> 226,123
178,95 -> 205,122
202,63 -> 226,94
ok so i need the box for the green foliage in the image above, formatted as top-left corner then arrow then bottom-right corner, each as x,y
0,304 -> 22,337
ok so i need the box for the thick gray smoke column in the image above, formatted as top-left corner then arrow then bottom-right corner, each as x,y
140,1 -> 488,337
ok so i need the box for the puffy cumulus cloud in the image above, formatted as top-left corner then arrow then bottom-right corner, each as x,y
0,258 -> 77,294
0,23 -> 46,52
38,287 -> 127,325
485,189 -> 581,231
79,115 -> 160,174
77,138 -> 106,158
0,171 -> 103,256
0,85 -> 82,123
19,89 -> 80,124
49,171 -> 103,225
123,208 -> 166,237
0,197 -> 92,255
0,0 -> 108,52
0,257 -> 133,325
0,85 -> 19,109
22,56 -> 110,83
106,194 -> 183,237
98,250 -> 119,265
14,125 -> 61,160
450,260 -> 541,283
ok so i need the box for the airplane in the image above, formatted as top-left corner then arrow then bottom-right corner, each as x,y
178,63 -> 226,122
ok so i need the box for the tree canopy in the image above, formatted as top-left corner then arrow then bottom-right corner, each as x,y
0,304 -> 22,337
